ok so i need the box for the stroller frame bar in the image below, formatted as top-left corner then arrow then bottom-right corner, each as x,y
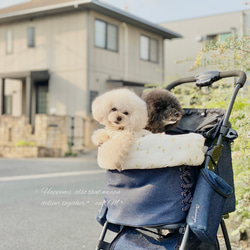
166,70 -> 246,91
96,222 -> 112,250
221,219 -> 232,250
217,82 -> 242,145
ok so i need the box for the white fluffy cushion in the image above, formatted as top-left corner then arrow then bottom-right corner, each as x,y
98,133 -> 205,170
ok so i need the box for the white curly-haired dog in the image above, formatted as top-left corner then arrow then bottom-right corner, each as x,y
92,88 -> 150,171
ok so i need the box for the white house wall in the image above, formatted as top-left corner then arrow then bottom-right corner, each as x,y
0,8 -> 167,118
0,11 -> 88,117
89,11 -> 164,95
4,79 -> 22,116
161,11 -> 248,79
243,10 -> 250,35
127,24 -> 164,85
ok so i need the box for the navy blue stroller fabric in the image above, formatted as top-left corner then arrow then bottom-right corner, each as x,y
97,166 -> 199,227
110,227 -> 181,250
109,227 -> 220,250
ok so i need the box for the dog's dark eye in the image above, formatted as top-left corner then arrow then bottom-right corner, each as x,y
123,111 -> 129,115
111,108 -> 117,112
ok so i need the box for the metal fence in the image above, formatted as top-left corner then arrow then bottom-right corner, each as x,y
67,116 -> 85,148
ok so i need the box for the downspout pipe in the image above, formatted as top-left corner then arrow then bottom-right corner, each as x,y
162,38 -> 165,86
122,22 -> 128,81
240,11 -> 245,37
86,9 -> 91,116
1,78 -> 5,115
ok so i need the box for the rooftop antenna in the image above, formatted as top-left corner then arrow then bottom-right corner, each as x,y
125,1 -> 129,12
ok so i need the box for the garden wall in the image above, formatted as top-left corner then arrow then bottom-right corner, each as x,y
0,115 -> 68,157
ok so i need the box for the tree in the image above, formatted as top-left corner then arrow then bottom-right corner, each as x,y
186,34 -> 250,239
190,34 -> 250,72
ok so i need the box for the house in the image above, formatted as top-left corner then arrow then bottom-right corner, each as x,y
161,10 -> 250,79
0,0 -> 180,157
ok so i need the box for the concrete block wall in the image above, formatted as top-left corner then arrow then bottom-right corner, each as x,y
0,115 -> 69,157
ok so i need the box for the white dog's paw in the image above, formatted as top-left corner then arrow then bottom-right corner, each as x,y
91,129 -> 110,146
203,146 -> 208,153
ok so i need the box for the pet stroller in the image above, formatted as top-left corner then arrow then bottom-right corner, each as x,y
95,70 -> 247,250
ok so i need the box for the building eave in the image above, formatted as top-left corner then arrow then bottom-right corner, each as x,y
0,70 -> 50,81
107,79 -> 146,87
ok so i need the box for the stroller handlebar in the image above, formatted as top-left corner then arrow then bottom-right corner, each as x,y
166,70 -> 247,90
166,70 -> 247,151
219,70 -> 246,88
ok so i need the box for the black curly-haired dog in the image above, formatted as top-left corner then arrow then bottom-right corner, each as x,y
141,89 -> 184,133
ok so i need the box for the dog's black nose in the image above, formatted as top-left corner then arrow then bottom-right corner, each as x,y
117,116 -> 122,122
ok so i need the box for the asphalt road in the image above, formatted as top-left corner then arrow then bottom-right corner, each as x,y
0,156 -> 106,250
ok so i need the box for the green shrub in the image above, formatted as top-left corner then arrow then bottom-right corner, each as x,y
178,32 -> 250,235
15,141 -> 36,147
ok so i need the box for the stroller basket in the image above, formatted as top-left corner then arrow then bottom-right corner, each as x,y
96,70 -> 246,250
97,166 -> 199,228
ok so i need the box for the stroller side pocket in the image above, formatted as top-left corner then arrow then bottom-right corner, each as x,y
187,168 -> 233,243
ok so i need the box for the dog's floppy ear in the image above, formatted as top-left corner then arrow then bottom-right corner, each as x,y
92,93 -> 110,124
129,99 -> 148,130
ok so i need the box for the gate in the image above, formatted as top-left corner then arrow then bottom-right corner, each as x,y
67,116 -> 85,149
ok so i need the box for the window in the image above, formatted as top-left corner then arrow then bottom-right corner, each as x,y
207,33 -> 231,43
6,30 -> 13,54
140,35 -> 158,63
27,27 -> 35,47
140,36 -> 149,60
4,95 -> 12,114
219,33 -> 231,43
95,19 -> 118,51
89,91 -> 98,113
36,82 -> 48,114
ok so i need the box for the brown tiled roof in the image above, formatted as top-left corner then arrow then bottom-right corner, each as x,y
0,0 -> 76,15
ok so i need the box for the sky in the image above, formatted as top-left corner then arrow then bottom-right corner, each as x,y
0,0 -> 250,23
